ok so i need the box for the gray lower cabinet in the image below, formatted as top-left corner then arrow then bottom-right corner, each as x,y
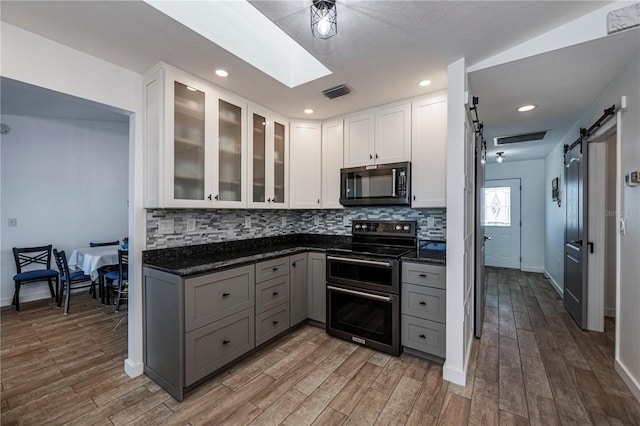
307,252 -> 326,323
255,275 -> 290,314
143,264 -> 256,401
256,303 -> 290,346
289,253 -> 308,326
401,262 -> 446,359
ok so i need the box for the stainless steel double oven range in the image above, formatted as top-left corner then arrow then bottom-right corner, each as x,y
326,220 -> 417,356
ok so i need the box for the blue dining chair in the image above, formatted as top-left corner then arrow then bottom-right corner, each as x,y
104,249 -> 128,311
53,248 -> 94,314
89,240 -> 119,303
12,245 -> 59,311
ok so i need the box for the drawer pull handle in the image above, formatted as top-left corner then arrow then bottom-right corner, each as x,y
272,267 -> 279,271
419,301 -> 426,306
419,274 -> 427,278
419,334 -> 426,339
273,291 -> 279,296
273,320 -> 279,325
222,292 -> 230,297
222,339 -> 230,345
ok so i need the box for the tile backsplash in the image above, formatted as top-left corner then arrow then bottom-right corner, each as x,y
146,207 -> 446,249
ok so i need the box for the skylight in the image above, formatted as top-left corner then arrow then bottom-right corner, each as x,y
144,0 -> 332,88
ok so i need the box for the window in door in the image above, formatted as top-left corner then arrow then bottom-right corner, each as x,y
484,186 -> 511,226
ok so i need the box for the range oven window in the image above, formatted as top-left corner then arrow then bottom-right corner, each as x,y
329,260 -> 393,288
329,289 -> 393,346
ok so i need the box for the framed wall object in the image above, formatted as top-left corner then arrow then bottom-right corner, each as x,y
551,177 -> 561,207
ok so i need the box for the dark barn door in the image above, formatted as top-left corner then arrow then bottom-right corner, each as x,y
564,138 -> 589,329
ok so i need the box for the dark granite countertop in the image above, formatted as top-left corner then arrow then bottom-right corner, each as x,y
401,240 -> 447,266
401,250 -> 447,266
143,234 -> 351,277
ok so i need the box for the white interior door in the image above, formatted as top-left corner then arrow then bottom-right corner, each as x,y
484,179 -> 521,269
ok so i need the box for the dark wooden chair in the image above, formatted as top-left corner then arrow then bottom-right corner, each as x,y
53,249 -> 94,314
12,245 -> 59,311
104,249 -> 128,311
89,240 -> 119,303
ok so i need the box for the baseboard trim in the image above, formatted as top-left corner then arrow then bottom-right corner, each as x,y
443,335 -> 474,386
1,289 -> 55,307
522,266 -> 544,273
543,269 -> 563,297
125,359 -> 144,378
615,359 -> 640,402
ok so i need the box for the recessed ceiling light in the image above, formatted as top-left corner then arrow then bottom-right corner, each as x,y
215,69 -> 229,77
304,109 -> 314,114
517,104 -> 536,112
418,79 -> 432,87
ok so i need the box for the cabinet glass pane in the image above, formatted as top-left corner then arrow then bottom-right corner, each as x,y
174,82 -> 205,200
252,113 -> 266,203
218,100 -> 242,202
273,121 -> 285,204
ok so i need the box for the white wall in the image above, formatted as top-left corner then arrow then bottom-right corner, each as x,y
486,159 -> 546,273
1,115 -> 129,306
1,22 -> 145,378
544,50 -> 640,400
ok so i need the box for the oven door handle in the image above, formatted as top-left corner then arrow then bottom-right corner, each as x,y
327,285 -> 393,302
326,256 -> 392,268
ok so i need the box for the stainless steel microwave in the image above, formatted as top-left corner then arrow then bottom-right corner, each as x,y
340,162 -> 411,206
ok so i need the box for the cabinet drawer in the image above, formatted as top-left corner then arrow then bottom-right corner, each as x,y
184,265 -> 255,332
402,262 -> 446,289
256,276 -> 290,315
401,284 -> 446,323
255,257 -> 290,283
256,303 -> 290,346
185,307 -> 255,385
401,315 -> 446,358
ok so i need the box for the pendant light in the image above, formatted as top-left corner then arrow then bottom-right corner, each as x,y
311,0 -> 337,39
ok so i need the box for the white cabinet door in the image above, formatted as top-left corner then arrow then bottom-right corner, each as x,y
375,103 -> 411,164
344,113 -> 374,167
289,121 -> 322,209
248,105 -> 289,209
411,95 -> 447,207
322,120 -> 344,209
307,252 -> 326,323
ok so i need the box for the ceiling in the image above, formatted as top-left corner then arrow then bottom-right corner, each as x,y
2,0 -> 635,162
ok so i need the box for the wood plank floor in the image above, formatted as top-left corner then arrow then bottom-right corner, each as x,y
2,268 -> 639,425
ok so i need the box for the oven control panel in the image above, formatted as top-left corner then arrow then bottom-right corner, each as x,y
352,220 -> 416,236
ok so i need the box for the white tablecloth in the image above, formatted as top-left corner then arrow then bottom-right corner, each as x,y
68,246 -> 120,280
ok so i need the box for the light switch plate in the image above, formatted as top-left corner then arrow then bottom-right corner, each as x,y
427,217 -> 435,228
245,216 -> 252,228
158,219 -> 174,234
186,218 -> 196,232
281,216 -> 286,226
343,215 -> 350,226
8,218 -> 17,228
314,216 -> 320,226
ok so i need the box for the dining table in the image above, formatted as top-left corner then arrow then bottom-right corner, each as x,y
68,245 -> 120,281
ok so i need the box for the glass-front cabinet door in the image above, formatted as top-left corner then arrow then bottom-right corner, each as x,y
166,74 -> 213,208
214,95 -> 246,207
248,105 -> 288,208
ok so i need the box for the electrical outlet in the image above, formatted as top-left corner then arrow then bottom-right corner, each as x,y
245,216 -> 252,228
158,219 -> 174,234
427,217 -> 435,228
314,215 -> 320,226
186,218 -> 196,232
281,216 -> 287,226
343,215 -> 350,226
8,218 -> 17,228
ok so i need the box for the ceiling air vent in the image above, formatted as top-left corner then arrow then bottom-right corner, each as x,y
494,130 -> 547,146
322,84 -> 351,99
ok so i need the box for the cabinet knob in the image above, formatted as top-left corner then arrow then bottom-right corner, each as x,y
272,267 -> 279,271
273,291 -> 279,296
419,301 -> 426,306
215,194 -> 219,200
375,153 -> 379,159
292,262 -> 296,267
369,154 -> 373,160
267,197 -> 272,203
317,199 -> 320,204
419,274 -> 427,278
223,339 -> 231,345
222,292 -> 230,297
208,194 -> 212,200
273,320 -> 279,325
419,334 -> 426,339
413,195 -> 416,201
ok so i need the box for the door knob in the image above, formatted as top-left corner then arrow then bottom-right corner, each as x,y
484,236 -> 491,241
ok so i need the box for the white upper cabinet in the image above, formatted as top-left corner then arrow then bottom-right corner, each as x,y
248,104 -> 289,209
321,120 -> 344,209
343,113 -> 375,167
289,121 -> 322,209
144,65 -> 248,208
411,94 -> 447,207
343,103 -> 411,168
